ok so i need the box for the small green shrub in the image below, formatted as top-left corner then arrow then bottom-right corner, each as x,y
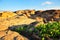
36,22 -> 60,40
13,22 -> 60,40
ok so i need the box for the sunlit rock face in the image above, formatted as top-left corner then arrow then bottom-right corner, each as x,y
0,10 -> 60,30
15,10 -> 35,18
0,11 -> 17,19
14,9 -> 60,23
15,10 -> 25,15
0,30 -> 28,40
0,10 -> 36,31
0,10 -> 60,40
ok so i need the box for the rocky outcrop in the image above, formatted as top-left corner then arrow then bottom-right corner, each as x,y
0,10 -> 60,31
0,16 -> 36,31
0,11 -> 36,40
15,10 -> 35,18
34,10 -> 60,22
0,10 -> 60,40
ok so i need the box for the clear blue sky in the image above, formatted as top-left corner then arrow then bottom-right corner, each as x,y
0,0 -> 60,11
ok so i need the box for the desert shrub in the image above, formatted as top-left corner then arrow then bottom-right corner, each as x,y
13,25 -> 28,33
13,22 -> 60,40
35,22 -> 60,40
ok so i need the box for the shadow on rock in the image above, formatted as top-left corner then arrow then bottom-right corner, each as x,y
8,21 -> 41,40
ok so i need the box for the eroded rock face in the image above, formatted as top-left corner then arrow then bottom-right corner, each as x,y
0,10 -> 60,40
15,10 -> 35,18
0,10 -> 60,31
34,10 -> 60,22
15,10 -> 25,15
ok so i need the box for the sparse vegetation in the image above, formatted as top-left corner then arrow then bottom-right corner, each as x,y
13,21 -> 60,40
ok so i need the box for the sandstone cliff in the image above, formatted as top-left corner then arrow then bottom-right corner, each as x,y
0,9 -> 60,40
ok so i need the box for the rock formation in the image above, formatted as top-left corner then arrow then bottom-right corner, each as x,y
0,9 -> 60,40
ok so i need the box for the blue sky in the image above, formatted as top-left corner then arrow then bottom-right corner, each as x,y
0,0 -> 60,11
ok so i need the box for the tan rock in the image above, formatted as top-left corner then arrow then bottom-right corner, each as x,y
2,31 -> 26,40
53,10 -> 60,18
0,15 -> 36,31
0,31 -> 6,38
0,11 -> 17,19
0,25 -> 8,31
30,10 -> 35,14
16,10 -> 24,15
36,17 -> 43,22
